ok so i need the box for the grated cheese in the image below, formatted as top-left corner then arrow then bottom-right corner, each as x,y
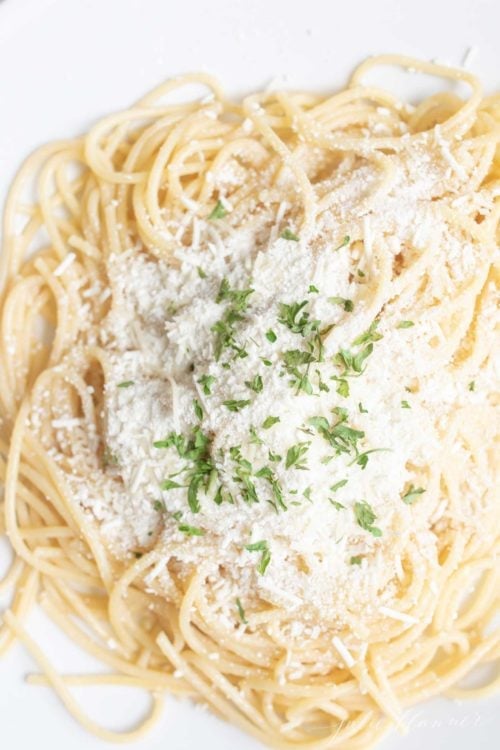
60,138 -> 498,640
332,636 -> 356,668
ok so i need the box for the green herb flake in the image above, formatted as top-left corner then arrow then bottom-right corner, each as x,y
354,500 -> 382,537
160,479 -> 183,491
102,446 -> 119,467
249,426 -> 264,446
262,415 -> 280,429
352,320 -> 383,347
350,555 -> 363,565
197,266 -> 207,279
178,524 -> 205,536
330,479 -> 348,492
245,540 -> 271,574
216,278 -> 254,309
308,285 -> 319,293
333,235 -> 350,252
236,597 -> 248,624
245,374 -> 263,394
351,448 -> 390,470
331,376 -> 349,398
329,499 -> 345,510
468,381 -> 475,392
212,279 -> 254,360
285,442 -> 310,470
193,399 -> 203,420
187,476 -> 202,513
278,302 -> 319,338
329,296 -> 354,312
401,400 -> 411,409
223,399 -> 251,412
198,374 -> 216,395
261,357 -> 272,367
153,500 -> 167,512
268,450 -> 282,463
358,402 -> 368,413
281,228 -> 299,241
402,485 -> 426,505
397,320 -> 414,329
117,380 -> 134,388
208,199 -> 227,220
265,329 -> 277,343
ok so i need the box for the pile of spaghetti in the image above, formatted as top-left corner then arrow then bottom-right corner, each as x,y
0,56 -> 499,748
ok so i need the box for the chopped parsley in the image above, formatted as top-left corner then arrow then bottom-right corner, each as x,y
198,374 -> 216,395
153,499 -> 167,512
468,381 -> 475,392
402,485 -> 426,505
308,284 -> 319,293
330,479 -> 348,492
285,442 -> 310,470
334,345 -> 374,376
211,279 -> 254,360
255,467 -> 286,511
358,402 -> 368,413
230,447 -> 258,504
117,380 -> 134,388
178,524 -> 205,536
354,500 -> 382,537
193,399 -> 203,420
282,348 -> 315,394
401,400 -> 411,409
223,399 -> 251,412
197,266 -> 207,279
245,374 -> 263,393
315,368 -> 330,393
352,320 -> 383,347
350,448 -> 390,469
308,410 -> 364,458
249,426 -> 264,445
331,376 -> 349,398
102,446 -> 119,467
397,320 -> 414,329
160,479 -> 183,490
236,597 -> 248,624
350,555 -> 363,565
216,278 -> 254,308
262,415 -> 280,429
280,228 -> 299,241
278,301 -> 319,338
245,540 -> 271,574
153,427 -> 216,513
260,358 -> 272,366
329,499 -> 345,510
208,199 -> 227,219
329,296 -> 354,312
265,329 -> 277,342
333,235 -> 350,252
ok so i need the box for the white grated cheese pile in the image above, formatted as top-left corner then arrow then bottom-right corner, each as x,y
62,141 -> 498,637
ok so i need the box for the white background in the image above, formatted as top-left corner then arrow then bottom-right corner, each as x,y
0,0 -> 499,748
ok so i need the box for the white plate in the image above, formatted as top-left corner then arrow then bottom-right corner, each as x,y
0,0 -> 499,748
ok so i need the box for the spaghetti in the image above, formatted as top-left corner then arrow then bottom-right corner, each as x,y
0,55 -> 499,748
